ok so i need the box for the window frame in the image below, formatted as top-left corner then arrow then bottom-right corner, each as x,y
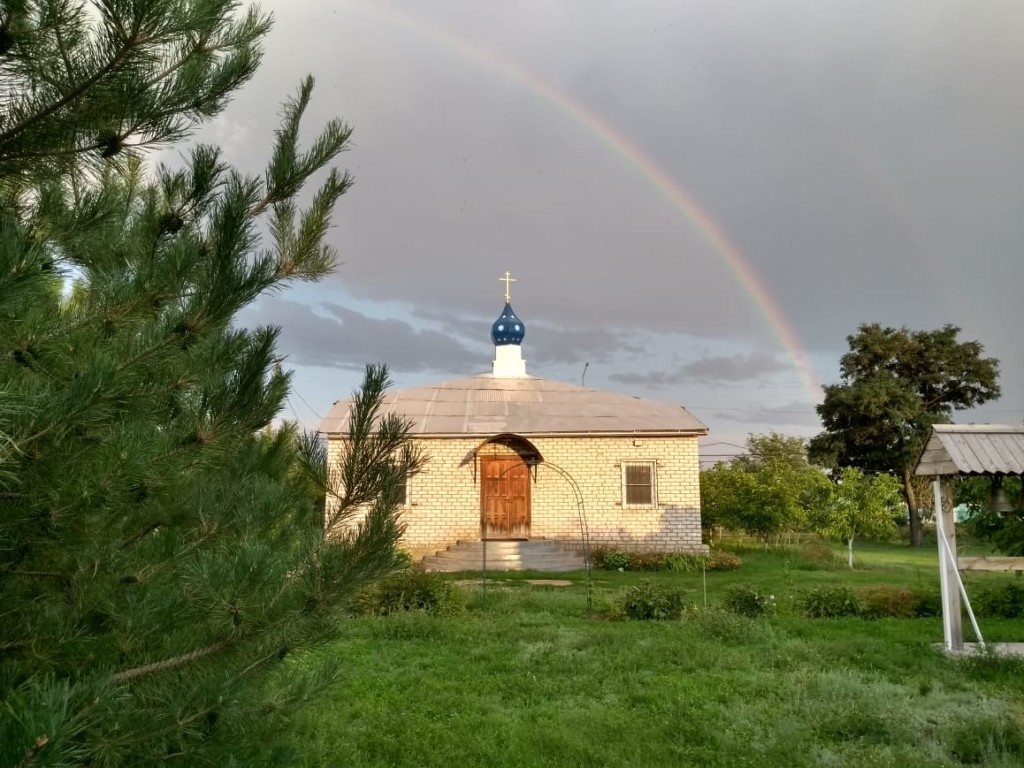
621,460 -> 657,509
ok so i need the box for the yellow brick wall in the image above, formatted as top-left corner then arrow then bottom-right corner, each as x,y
327,433 -> 706,556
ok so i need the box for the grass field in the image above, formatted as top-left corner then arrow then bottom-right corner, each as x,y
281,542 -> 1024,767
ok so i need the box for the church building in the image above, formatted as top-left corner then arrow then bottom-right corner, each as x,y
319,274 -> 710,561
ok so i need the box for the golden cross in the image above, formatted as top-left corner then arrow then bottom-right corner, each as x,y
500,270 -> 516,303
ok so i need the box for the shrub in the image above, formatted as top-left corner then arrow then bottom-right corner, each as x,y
707,550 -> 743,571
592,549 -> 737,573
628,552 -> 665,571
661,553 -> 710,573
355,570 -> 465,617
617,581 -> 687,621
858,586 -> 919,619
972,582 -> 1024,619
592,547 -> 631,570
722,584 -> 776,617
910,587 -> 942,617
392,548 -> 415,570
802,585 -> 861,618
792,542 -> 842,571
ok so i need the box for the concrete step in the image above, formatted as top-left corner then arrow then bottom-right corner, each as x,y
426,551 -> 587,563
423,558 -> 586,573
430,548 -> 570,560
450,540 -> 574,551
426,556 -> 587,569
422,539 -> 587,573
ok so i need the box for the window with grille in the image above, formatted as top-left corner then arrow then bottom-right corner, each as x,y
397,480 -> 408,507
622,461 -> 656,508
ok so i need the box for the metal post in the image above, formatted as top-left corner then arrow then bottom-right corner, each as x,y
537,460 -> 593,618
481,503 -> 488,610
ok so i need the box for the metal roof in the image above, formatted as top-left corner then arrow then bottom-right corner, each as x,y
915,424 -> 1024,476
319,374 -> 709,437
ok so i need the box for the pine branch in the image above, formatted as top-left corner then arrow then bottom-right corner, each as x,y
16,734 -> 50,768
112,639 -> 230,683
52,6 -> 77,80
0,23 -> 141,145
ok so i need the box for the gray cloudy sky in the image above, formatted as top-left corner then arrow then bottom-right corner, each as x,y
202,0 -> 1024,459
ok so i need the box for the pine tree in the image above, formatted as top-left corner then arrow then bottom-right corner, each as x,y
1,2 -> 419,763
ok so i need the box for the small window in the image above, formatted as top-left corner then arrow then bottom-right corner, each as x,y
622,461 -> 656,508
397,479 -> 409,507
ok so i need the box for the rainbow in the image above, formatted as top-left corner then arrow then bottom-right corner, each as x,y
341,1 -> 822,400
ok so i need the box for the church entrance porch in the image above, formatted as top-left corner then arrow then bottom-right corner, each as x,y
480,455 -> 531,539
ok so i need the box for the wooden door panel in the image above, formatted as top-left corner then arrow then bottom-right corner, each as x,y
481,457 -> 531,539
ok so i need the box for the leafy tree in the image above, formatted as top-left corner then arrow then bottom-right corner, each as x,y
813,467 -> 902,568
0,2 -> 421,763
732,432 -> 812,473
701,433 -> 830,543
809,324 -> 1000,547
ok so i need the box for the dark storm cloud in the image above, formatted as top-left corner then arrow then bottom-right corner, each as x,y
610,352 -> 789,388
237,298 -> 482,374
523,323 -> 648,366
207,0 -> 1023,436
713,401 -> 822,429
406,305 -> 650,367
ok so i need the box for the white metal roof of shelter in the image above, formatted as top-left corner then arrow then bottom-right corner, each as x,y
915,424 -> 1024,477
319,374 -> 709,438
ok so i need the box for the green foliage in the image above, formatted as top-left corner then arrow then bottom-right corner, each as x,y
809,323 -> 1001,545
813,467 -> 902,567
623,552 -> 664,571
392,548 -> 416,571
909,587 -> 943,618
790,541 -> 843,570
355,570 -> 466,617
661,553 -> 708,573
0,0 -> 273,184
972,582 -> 1024,619
701,433 -> 832,541
591,547 -> 632,570
721,584 -> 776,617
707,550 -> 743,571
960,476 -> 1024,555
857,586 -> 922,619
285,546 -> 1024,767
687,608 -> 762,643
590,549 -> 738,573
945,713 -> 1024,766
732,433 -> 814,473
617,581 -> 687,620
802,586 -> 862,618
0,3 -> 424,763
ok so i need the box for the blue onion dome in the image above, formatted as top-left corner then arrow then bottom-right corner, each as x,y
491,303 -> 525,345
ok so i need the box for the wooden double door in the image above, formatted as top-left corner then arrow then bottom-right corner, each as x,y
481,456 -> 531,539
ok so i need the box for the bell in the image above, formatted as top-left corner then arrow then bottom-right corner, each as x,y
988,476 -> 1015,515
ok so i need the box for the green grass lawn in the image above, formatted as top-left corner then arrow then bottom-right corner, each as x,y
280,542 -> 1024,767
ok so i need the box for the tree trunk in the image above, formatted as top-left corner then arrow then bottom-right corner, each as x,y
848,537 -> 854,569
902,467 -> 923,547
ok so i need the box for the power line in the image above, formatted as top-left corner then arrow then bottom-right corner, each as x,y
689,405 -> 816,414
690,404 -> 1024,416
291,388 -> 323,422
